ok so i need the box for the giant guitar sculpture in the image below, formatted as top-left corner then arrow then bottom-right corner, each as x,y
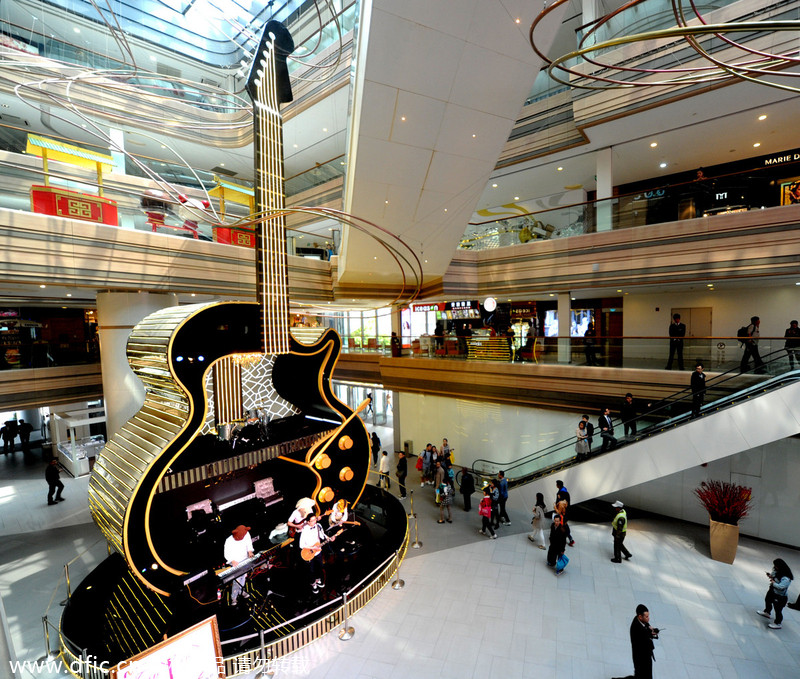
88,21 -> 371,597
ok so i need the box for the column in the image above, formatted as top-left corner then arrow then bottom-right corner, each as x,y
596,147 -> 614,232
97,292 -> 179,438
558,292 -> 572,364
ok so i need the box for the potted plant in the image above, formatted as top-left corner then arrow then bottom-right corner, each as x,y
693,479 -> 753,564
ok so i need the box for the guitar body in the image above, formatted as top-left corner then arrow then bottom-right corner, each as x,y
89,300 -> 370,594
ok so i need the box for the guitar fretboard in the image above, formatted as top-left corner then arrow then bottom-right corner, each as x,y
252,36 -> 290,355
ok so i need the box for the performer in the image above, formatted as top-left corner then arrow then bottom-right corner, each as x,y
328,498 -> 349,529
223,525 -> 254,606
299,514 -> 334,593
288,497 -> 315,536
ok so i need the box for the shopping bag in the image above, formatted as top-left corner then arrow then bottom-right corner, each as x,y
556,553 -> 569,571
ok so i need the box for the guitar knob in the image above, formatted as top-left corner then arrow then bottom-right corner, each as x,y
339,467 -> 354,482
318,487 -> 334,503
338,435 -> 353,450
314,454 -> 332,470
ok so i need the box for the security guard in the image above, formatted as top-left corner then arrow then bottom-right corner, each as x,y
610,500 -> 632,563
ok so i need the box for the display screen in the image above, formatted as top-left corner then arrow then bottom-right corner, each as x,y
571,309 -> 593,337
544,310 -> 558,337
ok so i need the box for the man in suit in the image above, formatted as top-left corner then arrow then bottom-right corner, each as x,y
665,313 -> 686,370
599,407 -> 617,452
625,604 -> 659,679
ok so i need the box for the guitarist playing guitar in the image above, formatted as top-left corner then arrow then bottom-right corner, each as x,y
299,514 -> 338,593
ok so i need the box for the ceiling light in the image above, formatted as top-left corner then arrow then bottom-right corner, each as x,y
444,208 -> 447,212
400,116 -> 406,121
617,289 -> 622,293
514,196 -> 520,201
160,144 -> 166,149
150,55 -> 156,61
492,183 -> 498,188
322,127 -> 327,132
73,27 -> 80,33
753,142 -> 761,148
424,259 -> 428,263
659,162 -> 667,168
191,293 -> 196,297
340,161 -> 345,165
707,284 -> 713,287
39,284 -> 46,289
373,256 -> 377,260
62,306 -> 67,309
472,134 -> 476,138
557,167 -> 563,171
385,200 -> 389,204
758,114 -> 767,121
515,18 -> 521,24
650,142 -> 658,148
66,293 -> 72,297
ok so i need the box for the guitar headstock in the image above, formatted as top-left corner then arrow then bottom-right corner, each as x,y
245,20 -> 295,105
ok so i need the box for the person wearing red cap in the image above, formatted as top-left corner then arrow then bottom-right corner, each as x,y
224,525 -> 254,605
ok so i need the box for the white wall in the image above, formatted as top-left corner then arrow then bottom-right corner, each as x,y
624,284 -> 800,340
605,436 -> 800,548
397,392 -> 582,466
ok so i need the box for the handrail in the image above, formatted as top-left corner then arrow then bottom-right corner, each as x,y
470,348 -> 796,485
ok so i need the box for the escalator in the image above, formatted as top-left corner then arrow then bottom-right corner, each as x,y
470,350 -> 800,505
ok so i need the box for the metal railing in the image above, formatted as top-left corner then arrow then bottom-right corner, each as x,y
52,521 -> 409,678
469,349 -> 799,485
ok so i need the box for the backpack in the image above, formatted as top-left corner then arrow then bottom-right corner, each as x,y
737,325 -> 750,345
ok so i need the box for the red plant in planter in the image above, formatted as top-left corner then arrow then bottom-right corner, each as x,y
693,479 -> 753,525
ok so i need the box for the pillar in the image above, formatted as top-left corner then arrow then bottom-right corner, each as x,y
596,147 -> 614,232
96,292 -> 179,438
558,292 -> 572,364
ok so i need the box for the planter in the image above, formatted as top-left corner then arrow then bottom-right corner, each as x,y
709,519 -> 739,564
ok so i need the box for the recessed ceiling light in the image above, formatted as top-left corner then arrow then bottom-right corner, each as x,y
758,114 -> 767,121
515,18 -> 520,24
340,161 -> 345,165
322,127 -> 328,132
39,284 -> 46,289
385,200 -> 389,204
753,142 -> 761,148
150,55 -> 156,61
293,144 -> 298,148
650,142 -> 658,148
444,208 -> 447,212
514,196 -> 520,200
66,293 -> 72,297
424,259 -> 428,263
191,293 -> 196,297
492,183 -> 498,188
557,167 -> 563,171
659,162 -> 667,168
160,144 -> 166,149
548,293 -> 554,297
400,116 -> 406,121
373,256 -> 377,260
472,134 -> 476,138
220,163 -> 225,167
707,284 -> 713,287
73,27 -> 80,33
617,289 -> 622,293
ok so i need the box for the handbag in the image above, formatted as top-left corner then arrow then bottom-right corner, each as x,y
415,456 -> 423,471
556,553 -> 569,571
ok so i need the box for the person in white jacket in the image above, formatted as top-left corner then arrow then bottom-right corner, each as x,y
378,449 -> 391,489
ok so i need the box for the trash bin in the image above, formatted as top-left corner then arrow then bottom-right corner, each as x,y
403,440 -> 413,457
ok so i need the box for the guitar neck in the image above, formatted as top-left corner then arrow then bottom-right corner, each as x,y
249,24 -> 294,355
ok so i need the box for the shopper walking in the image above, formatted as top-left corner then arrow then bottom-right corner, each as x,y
784,320 -> 800,370
757,558 -> 793,630
528,492 -> 547,550
378,450 -> 391,489
45,459 -> 64,505
496,471 -> 510,525
546,514 -> 568,569
740,315 -> 765,374
478,487 -> 497,539
396,450 -> 407,499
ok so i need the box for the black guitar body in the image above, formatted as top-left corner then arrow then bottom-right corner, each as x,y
92,300 -> 370,595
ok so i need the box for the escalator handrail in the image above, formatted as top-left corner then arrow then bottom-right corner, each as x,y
469,349 -> 797,484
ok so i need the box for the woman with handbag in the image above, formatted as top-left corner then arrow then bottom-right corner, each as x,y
528,492 -> 547,550
547,514 -> 568,573
478,487 -> 497,539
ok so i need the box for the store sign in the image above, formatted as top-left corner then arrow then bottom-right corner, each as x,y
511,303 -> 537,316
411,303 -> 444,313
762,149 -> 800,167
446,300 -> 479,311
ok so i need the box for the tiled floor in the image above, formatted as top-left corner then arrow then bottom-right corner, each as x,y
2,435 -> 799,678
